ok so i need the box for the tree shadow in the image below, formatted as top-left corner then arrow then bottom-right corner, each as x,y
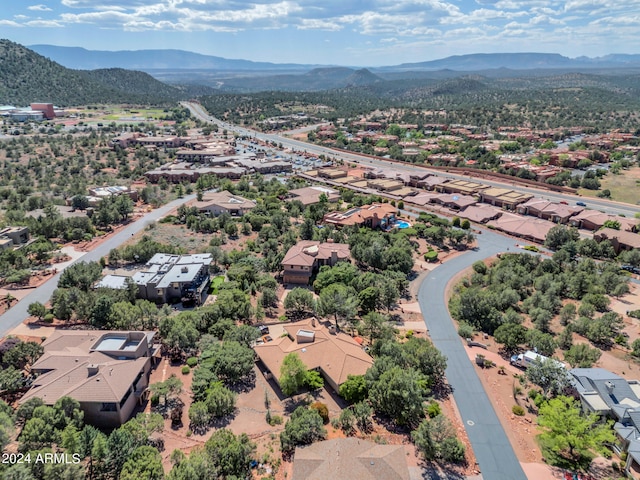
229,371 -> 256,394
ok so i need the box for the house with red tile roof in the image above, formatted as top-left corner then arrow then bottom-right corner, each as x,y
282,241 -> 351,285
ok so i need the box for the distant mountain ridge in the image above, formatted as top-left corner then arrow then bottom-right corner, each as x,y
29,44 -> 318,71
28,45 -> 640,72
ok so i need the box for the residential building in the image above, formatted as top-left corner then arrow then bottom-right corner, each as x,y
594,228 -> 640,254
486,212 -> 555,243
431,193 -> 477,210
292,438 -> 410,480
21,330 -> 160,428
323,203 -> 397,229
132,254 -> 212,304
254,318 -> 373,392
570,211 -> 637,232
517,198 -> 583,224
189,190 -> 256,216
478,187 -> 532,210
287,186 -> 341,206
570,368 -> 640,478
282,241 -> 350,285
436,179 -> 489,196
458,204 -> 503,224
0,226 -> 29,246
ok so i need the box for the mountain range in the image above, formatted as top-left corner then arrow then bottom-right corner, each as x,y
28,44 -> 640,73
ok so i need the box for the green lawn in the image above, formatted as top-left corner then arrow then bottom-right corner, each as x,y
209,276 -> 225,294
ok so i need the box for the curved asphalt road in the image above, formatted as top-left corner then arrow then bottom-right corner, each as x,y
0,194 -> 195,338
418,228 -> 528,480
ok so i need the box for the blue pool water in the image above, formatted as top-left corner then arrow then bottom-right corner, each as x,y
396,220 -> 411,229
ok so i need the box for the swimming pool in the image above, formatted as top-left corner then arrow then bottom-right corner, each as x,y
396,220 -> 412,229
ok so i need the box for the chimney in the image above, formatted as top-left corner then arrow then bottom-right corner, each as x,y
330,250 -> 338,265
606,381 -> 615,394
87,364 -> 99,376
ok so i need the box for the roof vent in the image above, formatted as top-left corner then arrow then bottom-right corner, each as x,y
181,266 -> 188,273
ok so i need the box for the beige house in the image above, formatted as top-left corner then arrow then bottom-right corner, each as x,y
21,330 -> 160,428
282,241 -> 350,285
323,203 -> 397,229
254,318 -> 373,393
287,186 -> 340,206
594,228 -> 640,254
190,190 -> 256,216
292,438 -> 410,480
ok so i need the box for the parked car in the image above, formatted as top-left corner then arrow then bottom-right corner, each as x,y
257,325 -> 269,334
262,335 -> 273,343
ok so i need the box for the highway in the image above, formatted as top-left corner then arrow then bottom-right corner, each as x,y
184,101 -> 640,218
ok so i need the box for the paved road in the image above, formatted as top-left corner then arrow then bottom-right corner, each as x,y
418,229 -> 528,480
0,195 -> 195,338
184,101 -> 640,218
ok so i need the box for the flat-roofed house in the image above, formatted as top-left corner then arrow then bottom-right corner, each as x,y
570,368 -> 640,478
254,318 -> 373,392
189,190 -> 256,216
21,330 -> 160,427
132,254 -> 212,304
0,226 -> 29,245
436,179 -> 489,195
478,187 -> 532,210
282,241 -> 350,285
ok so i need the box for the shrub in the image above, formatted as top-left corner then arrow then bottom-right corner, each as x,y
426,401 -> 441,418
452,217 -> 461,227
424,250 -> 438,262
269,414 -> 283,426
310,402 -> 329,424
460,219 -> 471,230
512,405 -> 525,416
43,313 -> 54,323
187,357 -> 198,368
458,322 -> 474,339
150,393 -> 160,406
181,366 -> 190,375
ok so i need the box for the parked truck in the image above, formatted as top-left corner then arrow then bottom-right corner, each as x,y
510,350 -> 565,369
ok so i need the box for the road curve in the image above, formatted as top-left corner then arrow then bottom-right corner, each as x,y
418,229 -> 528,480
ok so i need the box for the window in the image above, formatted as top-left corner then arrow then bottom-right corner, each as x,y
101,402 -> 117,412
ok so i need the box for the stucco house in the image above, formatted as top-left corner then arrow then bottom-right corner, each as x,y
21,330 -> 160,428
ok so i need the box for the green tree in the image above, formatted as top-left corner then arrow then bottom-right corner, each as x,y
27,301 -> 47,320
280,407 -> 327,454
526,358 -> 570,397
317,283 -> 358,331
205,382 -> 237,418
204,429 -> 255,479
339,375 -> 368,404
412,414 -> 466,464
279,352 -> 308,396
120,445 -> 164,480
188,402 -> 210,432
369,366 -> 427,427
200,341 -> 254,384
538,396 -> 615,469
563,343 -> 601,368
493,323 -> 527,354
283,287 -> 316,318
544,225 -> 580,250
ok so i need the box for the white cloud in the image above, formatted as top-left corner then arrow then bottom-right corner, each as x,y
25,19 -> 64,27
0,19 -> 23,27
28,4 -> 53,11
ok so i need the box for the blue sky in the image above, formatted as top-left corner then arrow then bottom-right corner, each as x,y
2,0 -> 640,66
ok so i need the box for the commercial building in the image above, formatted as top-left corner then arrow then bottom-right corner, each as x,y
21,330 -> 160,427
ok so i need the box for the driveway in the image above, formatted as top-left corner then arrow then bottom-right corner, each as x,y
418,228 -> 528,480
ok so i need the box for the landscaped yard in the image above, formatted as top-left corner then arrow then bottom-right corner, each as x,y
209,275 -> 224,294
